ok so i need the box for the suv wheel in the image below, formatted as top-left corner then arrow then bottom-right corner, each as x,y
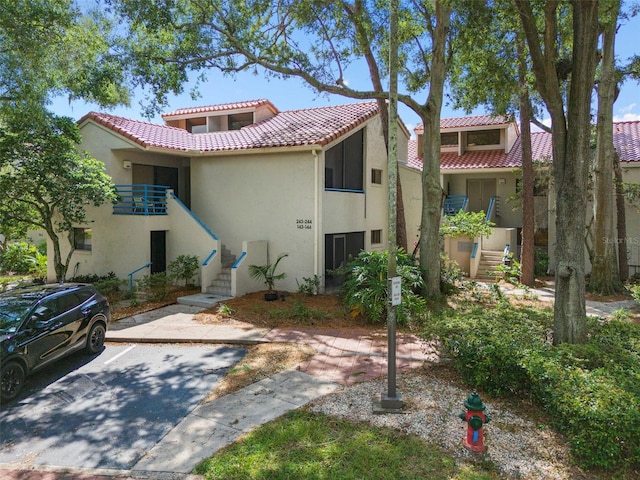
1,361 -> 25,403
86,322 -> 106,354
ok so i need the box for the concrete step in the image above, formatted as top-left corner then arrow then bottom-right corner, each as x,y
206,285 -> 232,296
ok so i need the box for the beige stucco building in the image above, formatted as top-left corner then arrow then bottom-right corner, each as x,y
405,115 -> 640,278
54,100 -> 419,295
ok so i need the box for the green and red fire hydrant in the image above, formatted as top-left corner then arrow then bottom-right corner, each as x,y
459,392 -> 491,452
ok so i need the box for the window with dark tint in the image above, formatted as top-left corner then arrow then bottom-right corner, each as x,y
371,168 -> 383,185
467,129 -> 501,146
57,293 -> 81,312
229,112 -> 253,130
371,229 -> 382,244
73,228 -> 92,251
325,129 -> 364,191
440,132 -> 458,146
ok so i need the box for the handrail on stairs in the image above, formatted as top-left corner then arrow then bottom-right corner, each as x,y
485,196 -> 496,222
202,249 -> 217,267
502,243 -> 510,262
128,262 -> 152,292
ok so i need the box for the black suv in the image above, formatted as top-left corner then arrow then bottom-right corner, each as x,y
0,283 -> 111,403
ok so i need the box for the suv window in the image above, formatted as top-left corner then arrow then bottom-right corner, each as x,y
57,293 -> 81,312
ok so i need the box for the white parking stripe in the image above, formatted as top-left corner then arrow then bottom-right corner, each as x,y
104,344 -> 136,364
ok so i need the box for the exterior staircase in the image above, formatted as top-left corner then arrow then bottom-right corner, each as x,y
206,245 -> 236,296
476,250 -> 504,279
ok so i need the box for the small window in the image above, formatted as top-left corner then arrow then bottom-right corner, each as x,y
371,169 -> 383,185
467,129 -> 501,146
440,132 -> 458,146
228,112 -> 253,130
73,228 -> 92,251
371,229 -> 382,244
187,117 -> 206,133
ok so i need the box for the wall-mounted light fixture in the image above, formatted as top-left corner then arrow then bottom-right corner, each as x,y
122,160 -> 132,169
498,178 -> 506,185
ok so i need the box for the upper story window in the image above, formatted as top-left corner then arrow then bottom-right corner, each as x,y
467,129 -> 501,147
441,132 -> 459,146
325,128 -> 364,192
187,117 -> 207,133
229,112 -> 253,130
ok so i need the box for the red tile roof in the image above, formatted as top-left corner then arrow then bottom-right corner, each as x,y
79,102 -> 379,153
405,121 -> 640,171
161,99 -> 278,118
614,121 -> 640,162
414,114 -> 510,134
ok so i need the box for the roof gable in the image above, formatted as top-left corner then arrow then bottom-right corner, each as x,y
161,99 -> 279,119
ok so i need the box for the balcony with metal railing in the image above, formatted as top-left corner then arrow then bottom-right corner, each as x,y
113,184 -> 169,215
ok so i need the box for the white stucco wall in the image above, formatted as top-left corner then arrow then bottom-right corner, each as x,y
399,164 -> 423,250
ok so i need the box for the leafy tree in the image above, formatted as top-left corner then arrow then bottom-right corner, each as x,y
440,211 -> 494,239
447,0 -> 545,287
514,0 -> 601,344
0,107 -> 117,281
0,0 -> 129,111
106,0 -> 471,297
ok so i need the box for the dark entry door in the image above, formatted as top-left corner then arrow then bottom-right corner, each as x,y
150,231 -> 166,274
467,178 -> 496,213
154,166 -> 179,197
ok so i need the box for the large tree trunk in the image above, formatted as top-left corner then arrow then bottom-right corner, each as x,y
515,0 -> 599,344
590,4 -> 623,294
552,2 -> 599,344
418,2 -> 450,297
614,153 -> 629,281
517,36 -> 535,287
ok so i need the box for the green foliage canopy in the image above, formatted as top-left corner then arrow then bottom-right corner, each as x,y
0,107 -> 117,280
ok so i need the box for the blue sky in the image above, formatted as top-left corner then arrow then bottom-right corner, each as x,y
51,12 -> 640,137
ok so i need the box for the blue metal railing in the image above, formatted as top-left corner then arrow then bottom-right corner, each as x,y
203,249 -> 217,267
113,185 -> 169,215
502,243 -> 510,263
485,196 -> 496,222
443,194 -> 468,216
471,242 -> 479,259
128,262 -> 152,291
232,251 -> 247,269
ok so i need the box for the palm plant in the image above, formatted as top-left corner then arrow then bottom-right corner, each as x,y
248,253 -> 288,294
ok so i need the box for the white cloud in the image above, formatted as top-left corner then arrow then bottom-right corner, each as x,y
613,113 -> 640,122
620,103 -> 637,114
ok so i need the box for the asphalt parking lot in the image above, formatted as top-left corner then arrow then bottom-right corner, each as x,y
0,343 -> 246,471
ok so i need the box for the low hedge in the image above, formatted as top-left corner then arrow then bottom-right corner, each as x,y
422,301 -> 640,470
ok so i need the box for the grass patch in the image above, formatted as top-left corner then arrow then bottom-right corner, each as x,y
195,410 -> 499,480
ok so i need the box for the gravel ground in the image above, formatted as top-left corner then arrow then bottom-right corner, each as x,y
308,368 -> 578,480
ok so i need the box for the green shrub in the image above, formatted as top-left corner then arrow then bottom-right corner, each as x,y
534,248 -> 550,277
93,277 -> 125,297
137,272 -> 169,301
440,253 -> 464,294
631,283 -> 640,304
297,275 -> 322,295
341,249 -> 425,326
168,254 -> 199,286
521,321 -> 640,469
422,302 -> 552,395
0,242 -> 41,274
492,253 -> 521,284
423,303 -> 640,470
